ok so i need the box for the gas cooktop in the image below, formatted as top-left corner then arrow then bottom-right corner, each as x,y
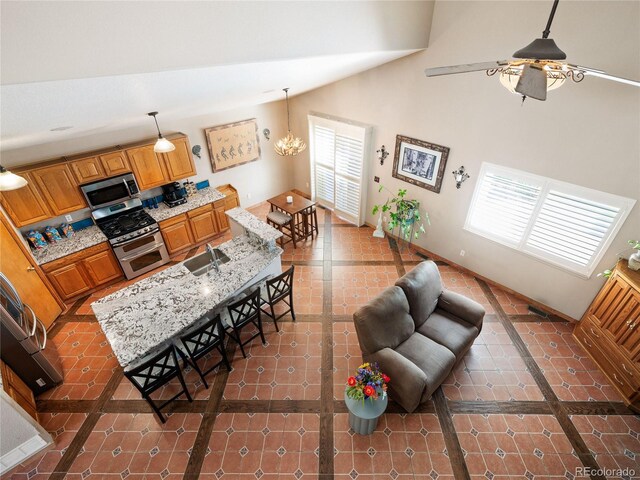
97,208 -> 157,241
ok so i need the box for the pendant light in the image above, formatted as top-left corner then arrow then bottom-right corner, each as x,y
274,88 -> 307,156
148,111 -> 175,153
0,165 -> 28,191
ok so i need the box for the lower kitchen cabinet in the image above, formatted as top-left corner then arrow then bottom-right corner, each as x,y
1,360 -> 38,422
188,204 -> 219,243
214,200 -> 230,232
42,242 -> 123,302
159,214 -> 195,255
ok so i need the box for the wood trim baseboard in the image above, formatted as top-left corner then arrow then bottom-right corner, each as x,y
365,221 -> 577,323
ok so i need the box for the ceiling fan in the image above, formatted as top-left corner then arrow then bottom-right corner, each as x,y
424,0 -> 640,101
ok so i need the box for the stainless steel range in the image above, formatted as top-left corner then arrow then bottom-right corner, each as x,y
92,198 -> 170,280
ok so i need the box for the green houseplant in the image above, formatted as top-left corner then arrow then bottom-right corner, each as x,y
598,239 -> 640,278
372,186 -> 429,241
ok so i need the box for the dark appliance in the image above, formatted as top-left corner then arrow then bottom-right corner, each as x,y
0,273 -> 63,395
92,198 -> 170,279
161,182 -> 187,208
80,173 -> 140,210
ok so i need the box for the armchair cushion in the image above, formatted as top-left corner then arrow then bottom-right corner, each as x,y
353,286 -> 414,354
395,261 -> 443,328
437,289 -> 485,330
417,309 -> 480,358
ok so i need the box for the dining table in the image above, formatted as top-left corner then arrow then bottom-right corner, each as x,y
266,191 -> 316,247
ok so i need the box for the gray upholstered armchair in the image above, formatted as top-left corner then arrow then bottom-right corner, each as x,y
353,261 -> 484,413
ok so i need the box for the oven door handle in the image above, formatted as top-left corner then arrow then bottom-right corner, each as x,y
119,243 -> 165,263
111,228 -> 160,248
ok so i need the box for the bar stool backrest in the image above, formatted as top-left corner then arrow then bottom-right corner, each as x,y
265,266 -> 295,304
227,288 -> 261,328
125,345 -> 180,393
180,316 -> 224,360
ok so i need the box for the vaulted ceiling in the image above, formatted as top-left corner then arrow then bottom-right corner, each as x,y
0,1 -> 433,152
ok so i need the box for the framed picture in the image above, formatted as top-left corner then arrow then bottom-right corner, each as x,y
392,135 -> 450,193
204,118 -> 261,172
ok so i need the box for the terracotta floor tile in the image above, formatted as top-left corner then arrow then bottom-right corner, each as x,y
332,265 -> 398,315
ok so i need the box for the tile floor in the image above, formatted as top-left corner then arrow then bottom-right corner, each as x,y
5,204 -> 639,480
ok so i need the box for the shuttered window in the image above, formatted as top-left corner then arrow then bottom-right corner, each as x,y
465,163 -> 636,277
308,115 -> 371,226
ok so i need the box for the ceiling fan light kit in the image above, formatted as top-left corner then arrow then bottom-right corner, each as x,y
424,0 -> 640,101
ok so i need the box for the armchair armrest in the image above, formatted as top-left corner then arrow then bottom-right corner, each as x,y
367,347 -> 427,413
437,289 -> 485,330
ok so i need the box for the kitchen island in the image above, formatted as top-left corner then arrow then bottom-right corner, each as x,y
92,208 -> 282,367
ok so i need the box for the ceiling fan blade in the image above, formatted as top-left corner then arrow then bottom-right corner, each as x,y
515,64 -> 547,101
424,61 -> 509,77
568,64 -> 640,87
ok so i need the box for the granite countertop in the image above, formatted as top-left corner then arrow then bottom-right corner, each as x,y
92,234 -> 283,367
225,207 -> 282,244
31,226 -> 108,266
148,187 -> 226,223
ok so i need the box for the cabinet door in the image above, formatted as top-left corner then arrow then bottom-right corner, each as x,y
46,263 -> 92,300
101,152 -> 131,177
126,144 -> 169,190
31,164 -> 87,215
588,275 -> 630,328
82,249 -> 123,286
600,286 -> 640,363
0,172 -> 52,226
163,137 -> 196,181
70,156 -> 106,184
214,203 -> 230,232
224,193 -> 239,211
160,219 -> 194,254
190,210 -> 219,242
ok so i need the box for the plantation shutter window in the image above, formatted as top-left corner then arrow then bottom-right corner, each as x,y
308,115 -> 371,226
465,163 -> 635,277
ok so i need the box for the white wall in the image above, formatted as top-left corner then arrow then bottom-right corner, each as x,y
2,101 -> 294,228
289,1 -> 640,320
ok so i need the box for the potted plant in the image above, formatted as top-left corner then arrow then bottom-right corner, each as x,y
345,362 -> 389,403
372,186 -> 429,241
628,239 -> 640,271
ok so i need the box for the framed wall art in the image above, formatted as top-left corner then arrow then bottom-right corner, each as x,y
392,135 -> 450,193
204,118 -> 261,172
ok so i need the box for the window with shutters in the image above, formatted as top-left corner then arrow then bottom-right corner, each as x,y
308,114 -> 371,226
465,163 -> 636,277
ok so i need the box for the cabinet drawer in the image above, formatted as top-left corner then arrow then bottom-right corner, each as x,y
187,204 -> 213,218
159,213 -> 189,228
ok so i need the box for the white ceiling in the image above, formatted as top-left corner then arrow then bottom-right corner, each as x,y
0,1 -> 433,153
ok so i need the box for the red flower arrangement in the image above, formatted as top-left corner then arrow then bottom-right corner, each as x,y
345,362 -> 389,402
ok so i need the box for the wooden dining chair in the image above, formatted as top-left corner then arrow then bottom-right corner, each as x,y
177,315 -> 232,389
223,288 -> 266,358
267,210 -> 296,248
124,344 -> 192,423
260,265 -> 295,332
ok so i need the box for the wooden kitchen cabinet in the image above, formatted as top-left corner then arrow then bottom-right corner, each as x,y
1,360 -> 38,422
42,242 -> 124,301
30,163 -> 87,215
163,137 -> 196,181
188,204 -> 219,243
0,172 -> 52,227
214,200 -> 229,232
159,214 -> 194,255
217,184 -> 240,210
70,156 -> 106,184
573,261 -> 640,411
127,144 -> 169,190
82,249 -> 122,285
100,151 -> 131,176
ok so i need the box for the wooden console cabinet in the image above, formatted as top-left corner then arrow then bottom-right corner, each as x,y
573,261 -> 640,411
41,242 -> 123,301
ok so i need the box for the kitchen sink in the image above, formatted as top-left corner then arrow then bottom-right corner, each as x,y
183,249 -> 231,276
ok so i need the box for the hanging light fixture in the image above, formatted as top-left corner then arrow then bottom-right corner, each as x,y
274,88 -> 306,156
147,112 -> 175,153
0,165 -> 28,191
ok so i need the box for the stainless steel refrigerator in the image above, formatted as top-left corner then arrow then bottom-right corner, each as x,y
0,273 -> 62,395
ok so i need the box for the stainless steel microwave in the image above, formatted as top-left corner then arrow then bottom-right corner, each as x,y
80,173 -> 140,210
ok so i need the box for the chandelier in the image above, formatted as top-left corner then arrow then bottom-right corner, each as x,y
274,88 -> 307,156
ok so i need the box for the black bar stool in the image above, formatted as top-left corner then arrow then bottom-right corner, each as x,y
302,206 -> 319,239
260,265 -> 296,332
223,288 -> 266,358
124,344 -> 192,423
177,315 -> 232,389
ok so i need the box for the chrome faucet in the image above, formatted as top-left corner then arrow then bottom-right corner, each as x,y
206,243 -> 220,272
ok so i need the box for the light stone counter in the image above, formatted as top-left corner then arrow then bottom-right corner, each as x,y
148,187 -> 225,223
225,207 -> 282,248
31,226 -> 108,266
92,234 -> 282,367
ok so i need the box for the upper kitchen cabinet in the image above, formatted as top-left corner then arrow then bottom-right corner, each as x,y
30,164 -> 87,215
126,144 -> 169,190
162,137 -> 196,181
0,172 -> 52,227
70,156 -> 106,184
100,151 -> 131,177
